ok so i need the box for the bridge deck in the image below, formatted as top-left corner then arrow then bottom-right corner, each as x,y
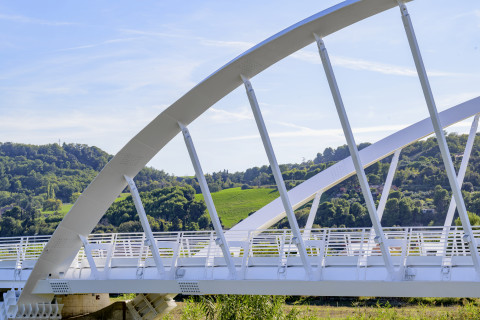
1,226 -> 480,297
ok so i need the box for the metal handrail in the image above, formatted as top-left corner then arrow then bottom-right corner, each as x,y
0,226 -> 478,266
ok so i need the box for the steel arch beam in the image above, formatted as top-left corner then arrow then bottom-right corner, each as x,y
19,0 -> 451,304
230,97 -> 480,232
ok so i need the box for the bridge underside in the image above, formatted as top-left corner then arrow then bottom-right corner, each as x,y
39,280 -> 480,298
5,266 -> 480,297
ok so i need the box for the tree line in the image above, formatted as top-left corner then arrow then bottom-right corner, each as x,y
0,133 -> 480,236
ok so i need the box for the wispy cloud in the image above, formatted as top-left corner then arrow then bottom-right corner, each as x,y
122,27 -> 255,51
292,50 -> 465,77
0,13 -> 74,26
215,122 -> 407,142
0,104 -> 169,154
120,28 -> 182,39
207,107 -> 253,122
58,37 -> 141,52
453,10 -> 480,21
199,39 -> 253,51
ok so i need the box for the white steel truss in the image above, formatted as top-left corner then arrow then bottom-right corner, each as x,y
315,35 -> 395,277
398,1 -> 480,274
304,191 -> 322,237
179,123 -> 236,278
11,0 -> 480,311
3,227 -> 480,296
377,149 -> 402,220
125,175 -> 165,277
241,75 -> 313,279
444,114 -> 480,227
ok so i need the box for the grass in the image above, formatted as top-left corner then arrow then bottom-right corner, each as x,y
195,187 -> 279,228
41,193 -> 131,216
115,193 -> 130,202
162,297 -> 480,319
42,203 -> 73,216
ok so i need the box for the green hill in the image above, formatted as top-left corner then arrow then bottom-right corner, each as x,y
195,187 -> 279,228
2,132 -> 480,236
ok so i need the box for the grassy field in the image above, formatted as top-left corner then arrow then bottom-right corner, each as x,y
195,187 -> 279,228
166,302 -> 477,319
41,203 -> 73,216
40,187 -> 277,228
41,193 -> 131,216
161,296 -> 480,320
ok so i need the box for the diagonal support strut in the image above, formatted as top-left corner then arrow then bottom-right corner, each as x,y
398,1 -> 480,274
314,34 -> 395,277
444,114 -> 480,227
304,191 -> 322,238
125,175 -> 165,277
179,122 -> 237,279
377,149 -> 402,220
241,75 -> 313,279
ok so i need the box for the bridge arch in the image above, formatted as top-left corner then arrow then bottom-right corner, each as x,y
17,0 -> 479,305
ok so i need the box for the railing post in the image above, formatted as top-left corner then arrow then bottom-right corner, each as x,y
397,1 -> 480,274
124,175 -> 165,277
241,75 -> 313,279
178,122 -> 237,279
314,34 -> 395,277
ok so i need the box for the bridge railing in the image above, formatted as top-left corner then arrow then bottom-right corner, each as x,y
0,226 -> 478,269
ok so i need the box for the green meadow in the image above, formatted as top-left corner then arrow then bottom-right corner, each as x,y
195,187 -> 279,228
41,193 -> 131,216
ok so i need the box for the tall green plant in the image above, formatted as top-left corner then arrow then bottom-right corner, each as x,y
181,295 -> 298,320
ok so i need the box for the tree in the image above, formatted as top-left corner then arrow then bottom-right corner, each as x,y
0,217 -> 22,237
433,185 -> 449,214
118,221 -> 143,232
350,202 -> 367,226
383,198 -> 400,226
455,212 -> 480,226
43,198 -> 62,212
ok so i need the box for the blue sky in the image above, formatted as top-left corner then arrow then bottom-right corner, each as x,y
1,0 -> 479,175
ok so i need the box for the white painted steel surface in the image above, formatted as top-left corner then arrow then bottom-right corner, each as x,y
398,1 -> 480,274
315,35 -> 395,276
179,123 -> 236,278
12,0 -> 479,305
304,191 -> 322,233
377,149 -> 401,221
242,76 -> 313,279
3,227 -> 480,297
19,0 -> 416,304
125,175 -> 165,276
230,98 -> 480,233
444,115 -> 480,227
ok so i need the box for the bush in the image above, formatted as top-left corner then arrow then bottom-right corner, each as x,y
181,295 -> 298,320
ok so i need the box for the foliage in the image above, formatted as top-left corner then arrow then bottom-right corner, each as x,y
181,295 -> 299,320
3,132 -> 480,236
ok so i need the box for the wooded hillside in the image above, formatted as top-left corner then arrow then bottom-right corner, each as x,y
0,132 -> 479,236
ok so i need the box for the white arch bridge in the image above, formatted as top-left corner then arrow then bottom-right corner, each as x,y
2,0 -> 480,319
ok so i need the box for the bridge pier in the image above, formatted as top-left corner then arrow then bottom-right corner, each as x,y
58,293 -> 111,318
